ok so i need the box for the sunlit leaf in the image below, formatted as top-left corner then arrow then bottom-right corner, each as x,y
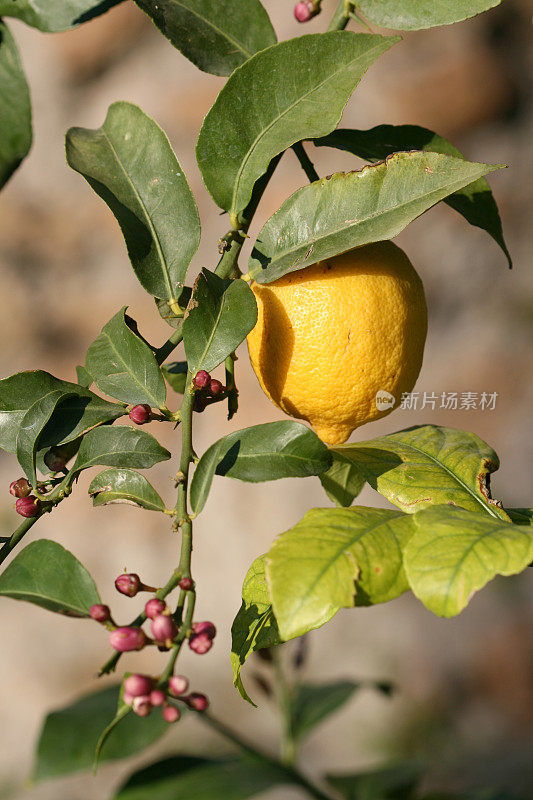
0,0 -> 124,32
72,426 -> 170,475
89,468 -> 166,512
357,0 -> 500,31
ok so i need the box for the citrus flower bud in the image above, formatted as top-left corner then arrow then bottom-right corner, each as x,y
43,447 -> 68,472
193,370 -> 211,390
149,689 -> 166,707
189,632 -> 213,655
151,614 -> 177,643
123,691 -> 135,706
208,379 -> 224,398
163,705 -> 181,723
132,695 -> 152,717
109,627 -> 146,652
294,0 -> 318,22
124,674 -> 153,697
178,577 -> 193,591
185,692 -> 209,712
115,573 -> 141,597
192,621 -> 216,639
168,675 -> 189,696
145,598 -> 166,619
89,604 -> 111,623
129,404 -> 152,424
9,478 -> 31,498
15,496 -> 40,518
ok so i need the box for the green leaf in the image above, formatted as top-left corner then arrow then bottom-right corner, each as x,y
314,125 -> 511,267
183,269 -> 257,375
89,468 -> 166,512
333,425 -> 510,521
33,685 -> 168,781
134,0 -> 277,77
16,390 -> 76,487
506,508 -> 533,526
66,101 -> 200,302
162,361 -> 188,394
0,540 -> 100,616
191,421 -> 331,516
327,760 -> 423,800
290,681 -> 361,743
320,448 -> 366,507
0,20 -> 32,190
196,32 -> 398,220
231,556 -> 281,705
114,755 -> 293,800
249,152 -> 503,283
86,307 -> 166,407
0,0 -> 124,32
155,287 -> 191,329
72,426 -> 171,475
404,505 -> 533,617
266,507 -> 415,640
357,0 -> 500,31
0,370 -> 125,453
76,365 -> 93,388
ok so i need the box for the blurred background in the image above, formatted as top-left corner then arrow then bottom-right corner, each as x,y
0,0 -> 531,797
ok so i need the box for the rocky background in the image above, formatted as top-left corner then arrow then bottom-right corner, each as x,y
0,1 -> 531,798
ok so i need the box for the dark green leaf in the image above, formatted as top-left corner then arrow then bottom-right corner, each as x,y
162,361 -> 188,394
0,20 -> 31,189
291,681 -> 361,743
134,0 -> 277,77
190,421 -> 331,515
249,152 -> 502,283
266,507 -> 415,640
72,425 -> 171,474
76,365 -> 93,388
66,101 -> 200,302
314,125 -> 511,267
506,508 -> 533,526
327,760 -> 424,800
115,755 -> 292,800
89,468 -> 166,512
155,287 -> 191,329
320,448 -> 365,507
33,685 -> 168,781
183,269 -> 257,375
0,370 -> 125,453
86,307 -> 166,407
231,556 -> 281,704
0,0 -> 124,32
357,0 -> 500,31
0,540 -> 99,616
333,425 -> 510,521
16,390 -> 76,487
405,505 -> 533,617
196,32 -> 398,220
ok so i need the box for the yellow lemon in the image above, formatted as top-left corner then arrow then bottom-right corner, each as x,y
246,241 -> 427,445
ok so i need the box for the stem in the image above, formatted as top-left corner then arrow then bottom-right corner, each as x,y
272,647 -> 296,766
155,325 -> 184,365
0,516 -> 39,565
327,0 -> 353,31
292,142 -> 320,183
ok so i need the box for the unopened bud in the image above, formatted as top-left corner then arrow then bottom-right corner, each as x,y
145,598 -> 167,619
163,705 -> 181,723
43,447 -> 68,472
123,691 -> 135,706
185,692 -> 209,712
294,0 -> 318,22
115,573 -> 141,597
124,674 -> 153,698
129,404 -> 152,425
168,675 -> 189,696
15,495 -> 40,518
193,370 -> 211,390
9,478 -> 31,498
89,604 -> 111,623
109,627 -> 146,652
192,621 -> 216,639
189,632 -> 213,655
132,695 -> 152,717
208,379 -> 224,398
150,689 -> 166,707
178,577 -> 193,591
151,614 -> 178,644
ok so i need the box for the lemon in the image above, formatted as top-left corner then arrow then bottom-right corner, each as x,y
246,241 -> 427,445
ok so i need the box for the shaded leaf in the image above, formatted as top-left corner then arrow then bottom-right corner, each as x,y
249,152 -> 502,283
76,365 -> 93,388
327,760 -> 424,800
66,102 -> 200,302
357,0 -> 500,31
183,269 -> 257,375
333,425 -> 509,521
191,421 -> 331,515
0,20 -> 32,189
320,448 -> 366,507
0,540 -> 99,616
291,681 -> 361,743
155,287 -> 191,329
314,125 -> 510,267
16,390 -> 76,487
33,685 -> 168,781
266,507 -> 415,640
134,0 -> 277,77
162,361 -> 188,394
196,32 -> 398,219
231,556 -> 281,704
86,307 -> 166,407
506,508 -> 533,526
0,0 -> 125,32
89,468 -> 166,512
405,505 -> 533,616
72,426 -> 170,475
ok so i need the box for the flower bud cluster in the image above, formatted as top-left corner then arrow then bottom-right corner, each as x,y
121,672 -> 208,722
192,371 -> 226,413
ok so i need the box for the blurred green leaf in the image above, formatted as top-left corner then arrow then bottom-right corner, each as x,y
66,102 -> 200,302
405,505 -> 533,616
89,468 -> 166,512
249,153 -> 502,283
266,507 -> 415,640
86,307 -> 166,407
320,448 -> 365,507
0,0 -> 124,31
196,32 -> 398,219
291,681 -> 361,743
0,540 -> 100,616
0,20 -> 31,189
191,421 -> 331,515
314,125 -> 510,267
231,556 -> 281,704
333,425 -> 510,521
183,269 -> 257,375
327,760 -> 424,800
72,426 -> 170,474
134,0 -> 277,77
33,685 -> 168,781
16,390 -> 76,487
357,0 -> 500,31
162,362 -> 188,394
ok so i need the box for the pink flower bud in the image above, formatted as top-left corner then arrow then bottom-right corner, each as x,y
109,627 -> 146,652
208,379 -> 224,398
123,691 -> 135,706
124,674 -> 153,697
9,478 -> 31,498
89,604 -> 111,623
151,614 -> 178,643
43,447 -> 68,472
15,496 -> 40,518
189,632 -> 213,655
186,692 -> 209,712
192,621 -> 216,639
115,573 -> 141,597
294,0 -> 317,22
129,404 -> 152,424
193,370 -> 211,390
178,577 -> 193,591
163,705 -> 181,723
168,675 -> 189,696
145,598 -> 167,619
132,695 -> 152,717
149,689 -> 166,707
